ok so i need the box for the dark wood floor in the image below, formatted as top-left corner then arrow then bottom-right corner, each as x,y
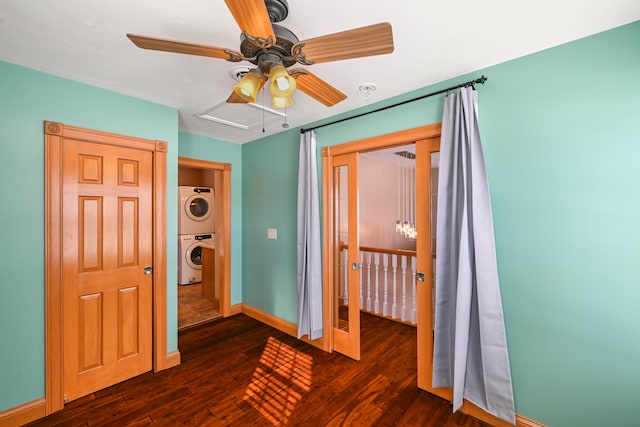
27,313 -> 490,426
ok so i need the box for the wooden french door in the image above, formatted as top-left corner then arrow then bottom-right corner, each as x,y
331,152 -> 361,360
323,125 -> 443,362
415,137 -> 452,400
62,139 -> 153,401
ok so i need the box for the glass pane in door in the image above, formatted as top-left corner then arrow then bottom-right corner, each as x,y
334,164 -> 349,332
430,152 -> 439,329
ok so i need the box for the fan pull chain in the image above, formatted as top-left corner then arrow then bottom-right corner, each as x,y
262,86 -> 266,133
282,102 -> 289,128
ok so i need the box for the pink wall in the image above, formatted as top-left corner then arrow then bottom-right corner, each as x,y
359,154 -> 416,251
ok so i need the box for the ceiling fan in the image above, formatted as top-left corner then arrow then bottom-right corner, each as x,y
127,0 -> 394,109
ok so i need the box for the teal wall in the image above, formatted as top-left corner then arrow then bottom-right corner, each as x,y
2,19 -> 639,427
177,132 -> 243,304
0,60 -> 180,412
241,21 -> 640,427
482,21 -> 640,426
242,132 -> 301,320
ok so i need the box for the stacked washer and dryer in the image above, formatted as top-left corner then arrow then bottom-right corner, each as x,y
178,186 -> 215,285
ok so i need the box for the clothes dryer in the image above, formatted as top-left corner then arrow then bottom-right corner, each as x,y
178,233 -> 215,285
179,186 -> 214,234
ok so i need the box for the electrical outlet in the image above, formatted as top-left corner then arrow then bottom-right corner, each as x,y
267,228 -> 277,240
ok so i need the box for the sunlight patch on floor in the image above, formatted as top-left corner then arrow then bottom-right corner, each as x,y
243,336 -> 313,425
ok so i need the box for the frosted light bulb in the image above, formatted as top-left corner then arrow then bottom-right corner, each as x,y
277,77 -> 290,90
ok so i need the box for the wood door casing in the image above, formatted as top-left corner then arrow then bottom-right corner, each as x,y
45,121 -> 170,415
62,140 -> 153,401
177,157 -> 233,317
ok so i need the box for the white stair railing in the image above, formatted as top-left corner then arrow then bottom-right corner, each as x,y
339,243 -> 417,325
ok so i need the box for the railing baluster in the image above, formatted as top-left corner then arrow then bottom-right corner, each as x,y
366,251 -> 372,311
374,252 -> 380,314
391,254 -> 398,319
401,255 -> 407,321
382,253 -> 389,316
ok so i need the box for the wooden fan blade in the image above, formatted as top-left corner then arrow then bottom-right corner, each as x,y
224,0 -> 275,44
291,69 -> 347,107
293,22 -> 394,65
127,34 -> 243,61
226,91 -> 249,103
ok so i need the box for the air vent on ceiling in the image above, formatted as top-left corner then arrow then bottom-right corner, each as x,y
195,99 -> 285,131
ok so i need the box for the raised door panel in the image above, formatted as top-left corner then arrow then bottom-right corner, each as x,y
79,197 -> 103,271
78,293 -> 103,372
117,286 -> 140,359
118,198 -> 139,267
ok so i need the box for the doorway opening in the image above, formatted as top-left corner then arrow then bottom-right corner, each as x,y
177,157 -> 232,330
322,123 -> 441,364
355,144 -> 419,325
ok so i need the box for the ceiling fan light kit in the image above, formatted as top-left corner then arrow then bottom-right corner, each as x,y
268,64 -> 297,97
127,0 -> 394,115
232,69 -> 266,103
272,95 -> 294,109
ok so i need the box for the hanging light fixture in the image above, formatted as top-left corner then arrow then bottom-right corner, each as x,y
232,68 -> 266,103
395,150 -> 417,240
271,95 -> 294,108
269,64 -> 297,98
232,56 -> 297,108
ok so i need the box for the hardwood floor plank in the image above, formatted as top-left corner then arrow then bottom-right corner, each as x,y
95,387 -> 193,426
324,374 -> 392,426
26,313 -> 491,427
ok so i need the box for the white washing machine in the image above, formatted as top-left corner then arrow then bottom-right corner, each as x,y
178,233 -> 215,285
179,186 -> 215,235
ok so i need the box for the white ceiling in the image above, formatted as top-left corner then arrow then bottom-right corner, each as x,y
1,1 -> 638,144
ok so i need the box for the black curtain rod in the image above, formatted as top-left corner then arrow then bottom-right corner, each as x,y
300,75 -> 488,134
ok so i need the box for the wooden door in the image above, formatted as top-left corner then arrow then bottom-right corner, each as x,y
62,139 -> 153,401
415,137 -> 452,400
331,152 -> 361,360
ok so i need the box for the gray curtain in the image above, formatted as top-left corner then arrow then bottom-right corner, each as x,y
432,87 -> 515,424
297,130 -> 323,340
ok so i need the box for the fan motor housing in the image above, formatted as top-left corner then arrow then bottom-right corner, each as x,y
241,23 -> 299,68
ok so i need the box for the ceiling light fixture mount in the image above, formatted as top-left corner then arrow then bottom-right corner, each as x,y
359,83 -> 377,101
